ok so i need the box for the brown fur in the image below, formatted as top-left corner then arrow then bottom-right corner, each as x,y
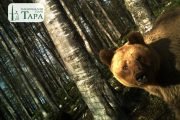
99,49 -> 114,67
99,7 -> 180,119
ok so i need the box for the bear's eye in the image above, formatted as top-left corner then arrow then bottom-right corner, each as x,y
137,56 -> 144,62
122,64 -> 128,71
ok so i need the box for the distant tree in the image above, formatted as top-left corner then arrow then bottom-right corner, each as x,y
124,0 -> 155,33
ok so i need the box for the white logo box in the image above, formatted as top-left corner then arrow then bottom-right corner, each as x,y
8,3 -> 44,22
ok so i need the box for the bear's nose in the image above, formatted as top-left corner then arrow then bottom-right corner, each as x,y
135,72 -> 148,83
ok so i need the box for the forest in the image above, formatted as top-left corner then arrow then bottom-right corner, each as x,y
0,0 -> 180,120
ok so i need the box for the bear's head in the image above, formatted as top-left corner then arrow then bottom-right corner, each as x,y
99,32 -> 160,88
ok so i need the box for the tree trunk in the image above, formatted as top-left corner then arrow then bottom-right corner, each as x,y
0,87 -> 18,120
124,0 -> 155,33
33,0 -> 127,119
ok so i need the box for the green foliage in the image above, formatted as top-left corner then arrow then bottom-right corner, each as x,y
174,0 -> 180,4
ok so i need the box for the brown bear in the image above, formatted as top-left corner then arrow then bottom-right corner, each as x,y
99,7 -> 180,119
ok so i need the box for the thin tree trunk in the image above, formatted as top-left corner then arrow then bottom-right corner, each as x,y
0,87 -> 18,120
59,0 -> 95,55
79,0 -> 117,47
0,85 -> 31,120
33,0 -> 127,119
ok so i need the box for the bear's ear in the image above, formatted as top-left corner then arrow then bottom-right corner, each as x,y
99,49 -> 114,67
127,32 -> 145,44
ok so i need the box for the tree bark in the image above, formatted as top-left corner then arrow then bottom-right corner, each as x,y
124,0 -> 155,33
